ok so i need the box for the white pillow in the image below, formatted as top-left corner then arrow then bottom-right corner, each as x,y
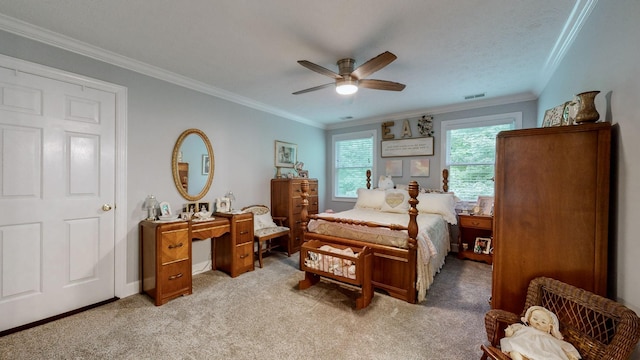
416,193 -> 457,224
380,189 -> 411,213
354,188 -> 386,209
254,212 -> 277,231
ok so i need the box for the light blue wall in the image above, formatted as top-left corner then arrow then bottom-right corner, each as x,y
537,0 -> 640,328
0,29 -> 326,286
325,100 -> 537,212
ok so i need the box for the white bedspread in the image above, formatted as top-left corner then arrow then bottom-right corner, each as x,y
307,208 -> 450,302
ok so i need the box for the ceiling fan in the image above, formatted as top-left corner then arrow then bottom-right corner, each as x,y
293,51 -> 406,95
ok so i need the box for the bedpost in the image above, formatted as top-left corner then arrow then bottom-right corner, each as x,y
407,180 -> 419,303
366,169 -> 371,189
407,180 -> 419,247
442,168 -> 449,192
300,179 -> 309,238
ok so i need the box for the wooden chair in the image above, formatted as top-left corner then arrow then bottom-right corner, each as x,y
481,277 -> 640,360
241,205 -> 289,268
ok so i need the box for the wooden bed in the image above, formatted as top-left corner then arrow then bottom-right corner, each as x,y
299,170 -> 452,304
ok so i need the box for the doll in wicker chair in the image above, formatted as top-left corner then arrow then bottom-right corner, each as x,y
500,306 -> 581,360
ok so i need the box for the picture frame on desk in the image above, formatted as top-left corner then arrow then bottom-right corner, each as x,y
184,202 -> 197,214
197,202 -> 210,212
159,201 -> 172,216
475,237 -> 491,254
216,197 -> 230,213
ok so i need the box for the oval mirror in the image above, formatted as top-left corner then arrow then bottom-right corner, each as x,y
171,129 -> 214,201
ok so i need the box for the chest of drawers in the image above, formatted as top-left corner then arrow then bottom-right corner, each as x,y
271,178 -> 319,255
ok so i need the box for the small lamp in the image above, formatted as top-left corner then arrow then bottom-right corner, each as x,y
225,191 -> 236,211
143,195 -> 159,220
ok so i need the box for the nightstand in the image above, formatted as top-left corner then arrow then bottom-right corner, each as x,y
457,214 -> 493,264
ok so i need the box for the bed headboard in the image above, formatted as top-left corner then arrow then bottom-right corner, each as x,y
365,169 -> 450,192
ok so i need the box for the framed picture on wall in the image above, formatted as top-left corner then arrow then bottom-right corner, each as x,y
381,137 -> 434,157
275,140 -> 297,168
410,159 -> 430,177
202,154 -> 210,175
385,160 -> 403,177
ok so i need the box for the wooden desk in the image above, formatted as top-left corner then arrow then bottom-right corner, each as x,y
191,214 -> 255,277
190,217 -> 230,272
140,214 -> 254,306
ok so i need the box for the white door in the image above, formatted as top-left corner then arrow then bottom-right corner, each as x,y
0,62 -> 116,332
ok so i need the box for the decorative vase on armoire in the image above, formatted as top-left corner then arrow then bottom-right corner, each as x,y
574,90 -> 601,123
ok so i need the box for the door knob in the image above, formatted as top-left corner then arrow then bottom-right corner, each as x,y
102,204 -> 113,211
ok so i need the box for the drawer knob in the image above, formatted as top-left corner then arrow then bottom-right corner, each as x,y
168,273 -> 183,280
240,231 -> 248,235
168,242 -> 184,249
239,254 -> 248,259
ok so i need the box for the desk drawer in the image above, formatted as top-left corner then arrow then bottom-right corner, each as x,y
459,216 -> 493,230
235,218 -> 253,245
159,260 -> 190,295
160,228 -> 189,264
235,242 -> 254,273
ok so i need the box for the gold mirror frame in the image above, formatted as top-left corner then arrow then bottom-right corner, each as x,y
171,129 -> 214,201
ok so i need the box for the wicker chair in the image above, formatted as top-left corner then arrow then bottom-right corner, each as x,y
481,277 -> 640,360
241,205 -> 289,268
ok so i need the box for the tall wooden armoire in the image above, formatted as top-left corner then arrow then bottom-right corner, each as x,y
492,122 -> 611,314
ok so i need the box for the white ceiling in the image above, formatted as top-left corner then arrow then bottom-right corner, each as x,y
0,1 -> 591,128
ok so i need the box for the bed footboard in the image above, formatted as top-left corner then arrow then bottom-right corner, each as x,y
300,179 -> 420,303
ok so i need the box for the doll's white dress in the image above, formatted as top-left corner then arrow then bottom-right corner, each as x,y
500,324 -> 581,360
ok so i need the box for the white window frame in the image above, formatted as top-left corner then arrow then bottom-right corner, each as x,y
440,112 -> 522,199
331,129 -> 377,202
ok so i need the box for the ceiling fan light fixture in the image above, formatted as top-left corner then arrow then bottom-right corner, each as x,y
336,79 -> 358,95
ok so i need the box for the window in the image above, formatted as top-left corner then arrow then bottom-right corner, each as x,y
332,130 -> 376,200
440,113 -> 522,201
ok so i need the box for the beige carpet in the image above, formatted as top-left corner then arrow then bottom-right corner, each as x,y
0,254 -> 492,359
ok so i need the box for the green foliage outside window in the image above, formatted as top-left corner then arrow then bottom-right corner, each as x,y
335,137 -> 373,198
448,124 -> 512,201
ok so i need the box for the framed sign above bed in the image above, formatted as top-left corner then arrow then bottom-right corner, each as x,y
381,137 -> 434,157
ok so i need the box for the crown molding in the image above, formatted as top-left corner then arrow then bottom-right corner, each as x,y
326,92 -> 537,130
0,13 -> 324,129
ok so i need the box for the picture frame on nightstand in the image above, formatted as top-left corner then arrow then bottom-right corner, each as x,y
475,237 -> 491,254
477,196 -> 494,216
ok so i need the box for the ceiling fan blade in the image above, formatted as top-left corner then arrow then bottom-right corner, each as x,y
292,83 -> 334,95
358,79 -> 406,91
297,60 -> 342,80
351,51 -> 397,80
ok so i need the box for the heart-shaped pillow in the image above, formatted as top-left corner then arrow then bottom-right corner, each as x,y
381,189 -> 410,213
